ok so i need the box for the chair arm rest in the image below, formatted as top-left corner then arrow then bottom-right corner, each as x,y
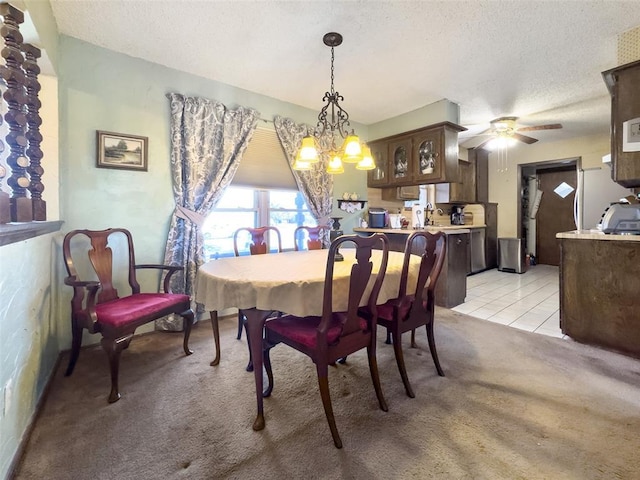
64,276 -> 101,333
134,264 -> 184,293
64,276 -> 100,289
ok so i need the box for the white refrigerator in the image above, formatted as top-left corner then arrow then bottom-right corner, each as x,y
575,166 -> 635,230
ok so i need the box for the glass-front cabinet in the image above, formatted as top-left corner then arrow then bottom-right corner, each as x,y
366,121 -> 467,188
388,136 -> 413,185
412,129 -> 441,183
366,140 -> 388,187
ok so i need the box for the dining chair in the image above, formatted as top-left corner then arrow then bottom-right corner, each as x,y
293,225 -> 328,251
362,231 -> 446,398
233,226 -> 283,371
262,233 -> 390,449
62,228 -> 194,403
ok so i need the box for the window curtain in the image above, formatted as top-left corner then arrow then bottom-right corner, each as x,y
156,93 -> 259,331
274,115 -> 333,244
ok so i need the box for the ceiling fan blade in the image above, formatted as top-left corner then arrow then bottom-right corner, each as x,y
517,123 -> 563,132
512,132 -> 538,144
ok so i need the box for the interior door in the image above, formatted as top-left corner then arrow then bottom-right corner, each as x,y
536,167 -> 576,266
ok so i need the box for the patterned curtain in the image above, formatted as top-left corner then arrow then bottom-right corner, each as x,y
274,115 -> 333,244
156,93 -> 259,331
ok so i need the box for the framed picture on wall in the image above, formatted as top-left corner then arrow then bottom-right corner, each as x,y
622,117 -> 640,152
96,131 -> 148,171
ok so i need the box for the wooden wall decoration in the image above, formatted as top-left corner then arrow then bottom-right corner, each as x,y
0,3 -> 46,223
23,43 -> 45,220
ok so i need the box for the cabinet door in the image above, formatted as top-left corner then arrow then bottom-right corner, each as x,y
388,136 -> 413,185
367,140 -> 389,187
608,62 -> 640,188
412,129 -> 444,184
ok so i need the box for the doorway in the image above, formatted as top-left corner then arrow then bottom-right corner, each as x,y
519,158 -> 579,266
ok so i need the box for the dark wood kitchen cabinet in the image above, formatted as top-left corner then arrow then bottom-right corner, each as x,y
559,235 -> 640,357
367,140 -> 389,187
367,121 -> 467,188
602,60 -> 640,189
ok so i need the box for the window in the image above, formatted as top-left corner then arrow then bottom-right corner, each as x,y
202,186 -> 316,259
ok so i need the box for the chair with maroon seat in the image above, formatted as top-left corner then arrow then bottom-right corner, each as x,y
262,233 -> 390,448
293,225 -> 328,251
62,228 -> 194,403
233,226 -> 282,370
363,230 -> 446,398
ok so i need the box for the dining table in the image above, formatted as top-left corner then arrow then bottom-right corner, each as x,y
194,247 -> 419,431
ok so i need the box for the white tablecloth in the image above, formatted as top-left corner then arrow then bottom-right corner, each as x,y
195,249 -> 418,317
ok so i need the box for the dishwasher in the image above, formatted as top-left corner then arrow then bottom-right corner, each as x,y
469,228 -> 487,274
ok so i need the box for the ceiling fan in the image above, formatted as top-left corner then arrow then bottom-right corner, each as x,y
468,116 -> 563,149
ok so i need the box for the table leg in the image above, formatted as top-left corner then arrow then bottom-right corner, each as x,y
242,308 -> 270,431
209,311 -> 220,366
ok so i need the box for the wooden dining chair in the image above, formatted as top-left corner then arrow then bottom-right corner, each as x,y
362,231 -> 446,398
262,233 -> 390,448
233,226 -> 283,371
294,225 -> 328,251
62,228 -> 194,403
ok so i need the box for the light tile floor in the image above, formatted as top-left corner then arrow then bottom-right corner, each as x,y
452,264 -> 565,338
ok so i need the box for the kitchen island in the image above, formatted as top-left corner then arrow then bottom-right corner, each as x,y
353,226 -> 471,308
557,230 -> 640,357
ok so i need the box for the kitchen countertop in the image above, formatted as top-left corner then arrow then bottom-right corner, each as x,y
556,230 -> 640,242
354,226 -> 472,235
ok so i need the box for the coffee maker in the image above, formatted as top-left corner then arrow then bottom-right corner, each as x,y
450,205 -> 465,225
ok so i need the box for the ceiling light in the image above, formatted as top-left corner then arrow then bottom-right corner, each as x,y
293,32 -> 373,174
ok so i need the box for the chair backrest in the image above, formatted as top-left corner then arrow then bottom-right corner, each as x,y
233,226 -> 282,256
294,225 -> 328,251
399,231 -> 446,317
318,233 -> 389,341
63,228 -> 139,304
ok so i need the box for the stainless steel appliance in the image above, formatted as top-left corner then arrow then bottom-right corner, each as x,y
600,203 -> 640,234
575,166 -> 634,229
368,208 -> 387,228
469,228 -> 487,274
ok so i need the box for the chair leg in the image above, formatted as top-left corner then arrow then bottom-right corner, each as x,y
316,363 -> 342,449
65,321 -> 83,376
236,311 -> 244,340
101,334 -> 133,403
210,311 -> 221,366
263,343 -> 274,398
391,329 -> 415,398
385,329 -> 392,344
182,309 -> 194,355
410,328 -> 418,348
426,321 -> 444,377
366,345 -> 389,412
245,321 -> 254,372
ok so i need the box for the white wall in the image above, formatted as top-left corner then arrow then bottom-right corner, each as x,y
0,76 -> 59,480
488,133 -> 610,237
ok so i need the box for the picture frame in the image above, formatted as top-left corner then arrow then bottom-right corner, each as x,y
96,131 -> 148,171
622,117 -> 640,152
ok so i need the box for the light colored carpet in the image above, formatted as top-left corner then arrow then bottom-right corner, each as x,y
13,308 -> 640,479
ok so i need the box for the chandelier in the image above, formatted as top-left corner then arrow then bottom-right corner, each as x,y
293,32 -> 375,174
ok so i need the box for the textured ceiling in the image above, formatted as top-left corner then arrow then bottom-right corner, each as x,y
48,0 -> 640,147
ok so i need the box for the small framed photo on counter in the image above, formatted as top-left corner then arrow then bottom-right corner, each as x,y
622,117 -> 640,152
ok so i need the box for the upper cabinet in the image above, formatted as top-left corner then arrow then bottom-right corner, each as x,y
367,121 -> 467,188
603,60 -> 640,189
